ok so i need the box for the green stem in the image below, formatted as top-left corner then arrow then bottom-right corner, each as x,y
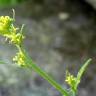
32,64 -> 68,96
19,46 -> 69,96
30,62 -> 68,96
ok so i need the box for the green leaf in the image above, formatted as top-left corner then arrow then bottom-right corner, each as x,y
0,60 -> 6,64
0,0 -> 24,7
75,58 -> 92,90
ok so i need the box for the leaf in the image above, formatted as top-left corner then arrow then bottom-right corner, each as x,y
75,58 -> 92,89
0,60 -> 6,64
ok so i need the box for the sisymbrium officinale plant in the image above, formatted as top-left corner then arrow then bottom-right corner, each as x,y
0,10 -> 92,96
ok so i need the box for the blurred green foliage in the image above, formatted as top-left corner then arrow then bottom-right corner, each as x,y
0,0 -> 25,7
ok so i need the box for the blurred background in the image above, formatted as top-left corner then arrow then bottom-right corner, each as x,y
0,0 -> 96,96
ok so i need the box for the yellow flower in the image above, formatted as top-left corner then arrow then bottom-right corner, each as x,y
0,15 -> 26,66
10,33 -> 24,45
0,16 -> 13,24
65,71 -> 77,91
0,15 -> 24,45
0,16 -> 13,28
13,51 -> 26,67
0,16 -> 13,35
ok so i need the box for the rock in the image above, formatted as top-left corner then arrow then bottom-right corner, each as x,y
78,89 -> 90,96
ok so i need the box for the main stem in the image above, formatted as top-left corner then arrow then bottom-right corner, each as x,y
29,61 -> 68,96
18,46 -> 69,96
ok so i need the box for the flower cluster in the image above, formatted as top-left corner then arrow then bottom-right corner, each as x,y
0,16 -> 24,45
0,16 -> 13,35
0,15 -> 25,66
9,32 -> 24,45
65,71 -> 77,91
13,50 -> 26,67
